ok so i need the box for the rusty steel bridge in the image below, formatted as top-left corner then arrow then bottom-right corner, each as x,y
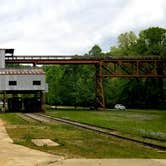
5,55 -> 166,109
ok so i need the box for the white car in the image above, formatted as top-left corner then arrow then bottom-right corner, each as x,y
114,104 -> 126,110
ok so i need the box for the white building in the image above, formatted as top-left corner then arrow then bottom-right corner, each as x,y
0,48 -> 47,112
0,69 -> 46,92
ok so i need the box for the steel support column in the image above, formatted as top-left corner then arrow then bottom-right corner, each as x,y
95,61 -> 105,109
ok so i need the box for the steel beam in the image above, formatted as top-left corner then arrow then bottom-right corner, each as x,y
102,59 -> 166,78
6,59 -> 100,65
5,56 -> 166,109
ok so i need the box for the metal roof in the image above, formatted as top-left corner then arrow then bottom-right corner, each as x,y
0,69 -> 45,75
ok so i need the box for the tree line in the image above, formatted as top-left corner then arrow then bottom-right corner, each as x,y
44,27 -> 166,109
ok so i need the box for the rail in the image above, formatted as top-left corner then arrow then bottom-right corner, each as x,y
5,55 -> 73,60
20,113 -> 166,151
5,55 -> 166,61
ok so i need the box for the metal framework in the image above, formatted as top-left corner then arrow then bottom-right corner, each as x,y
5,55 -> 166,109
102,59 -> 165,78
5,55 -> 99,65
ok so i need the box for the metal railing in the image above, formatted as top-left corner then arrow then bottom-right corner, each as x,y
5,55 -> 166,61
5,55 -> 73,60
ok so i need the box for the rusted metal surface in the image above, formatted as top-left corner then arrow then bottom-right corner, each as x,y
5,56 -> 165,76
6,59 -> 100,64
5,55 -> 166,109
95,62 -> 105,109
5,56 -> 100,64
102,60 -> 166,78
5,55 -> 166,77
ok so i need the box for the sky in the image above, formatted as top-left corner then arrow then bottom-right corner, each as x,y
0,0 -> 166,55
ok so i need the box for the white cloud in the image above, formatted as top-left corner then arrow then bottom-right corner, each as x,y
110,0 -> 166,35
0,0 -> 165,54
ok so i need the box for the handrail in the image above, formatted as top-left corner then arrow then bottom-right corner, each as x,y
5,55 -> 73,60
5,55 -> 166,61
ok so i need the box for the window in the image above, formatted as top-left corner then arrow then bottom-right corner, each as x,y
9,81 -> 17,86
33,80 -> 41,86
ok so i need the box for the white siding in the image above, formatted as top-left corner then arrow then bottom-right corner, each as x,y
0,75 -> 46,91
0,49 -> 5,68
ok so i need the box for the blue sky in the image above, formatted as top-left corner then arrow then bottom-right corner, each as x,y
0,0 -> 166,55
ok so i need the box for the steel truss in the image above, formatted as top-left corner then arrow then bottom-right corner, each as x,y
96,59 -> 166,109
6,56 -> 166,109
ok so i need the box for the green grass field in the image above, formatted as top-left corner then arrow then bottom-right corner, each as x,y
0,110 -> 165,158
46,109 -> 166,142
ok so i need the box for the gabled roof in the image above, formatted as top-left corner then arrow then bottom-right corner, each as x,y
0,69 -> 45,75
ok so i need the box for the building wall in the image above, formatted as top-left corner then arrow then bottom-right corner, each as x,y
0,75 -> 46,91
0,49 -> 5,68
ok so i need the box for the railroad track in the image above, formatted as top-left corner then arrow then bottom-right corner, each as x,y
20,113 -> 166,151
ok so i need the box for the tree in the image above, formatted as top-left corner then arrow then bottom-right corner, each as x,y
136,27 -> 166,104
110,27 -> 166,108
43,27 -> 166,109
136,27 -> 166,55
89,45 -> 102,56
43,65 -> 64,105
43,64 -> 96,107
111,31 -> 138,56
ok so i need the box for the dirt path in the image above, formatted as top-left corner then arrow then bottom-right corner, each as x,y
0,119 -> 165,166
0,120 -> 63,166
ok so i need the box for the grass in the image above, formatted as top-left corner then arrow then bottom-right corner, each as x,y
46,109 -> 166,142
0,112 -> 166,158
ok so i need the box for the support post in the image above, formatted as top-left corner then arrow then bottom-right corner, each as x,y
33,63 -> 36,67
95,61 -> 105,110
2,92 -> 6,112
40,92 -> 45,112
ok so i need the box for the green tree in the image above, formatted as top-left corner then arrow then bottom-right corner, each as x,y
43,65 -> 64,105
111,31 -> 138,56
136,27 -> 166,104
43,26 -> 166,109
89,45 -> 102,56
136,27 -> 166,55
44,64 -> 95,107
110,27 -> 166,108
